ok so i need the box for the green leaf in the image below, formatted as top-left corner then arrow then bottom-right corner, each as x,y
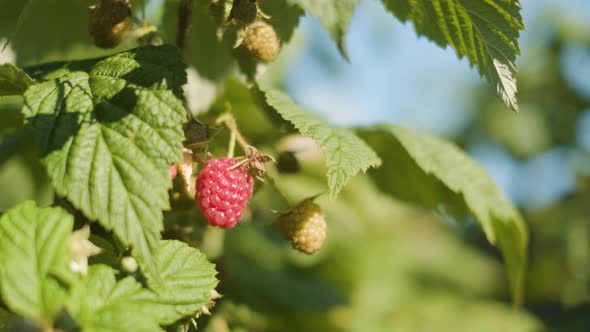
381,0 -> 523,111
0,64 -> 35,96
67,265 -> 163,332
21,45 -> 188,281
358,125 -> 528,304
146,240 -> 219,325
257,82 -> 381,198
69,242 -> 217,331
0,201 -> 75,323
286,0 -> 359,58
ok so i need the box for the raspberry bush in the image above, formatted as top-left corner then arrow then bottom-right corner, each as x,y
0,0 -> 557,331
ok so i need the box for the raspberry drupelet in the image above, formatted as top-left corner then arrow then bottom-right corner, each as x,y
196,158 -> 254,228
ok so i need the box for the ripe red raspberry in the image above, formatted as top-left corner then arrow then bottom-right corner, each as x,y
169,164 -> 178,180
196,158 -> 254,228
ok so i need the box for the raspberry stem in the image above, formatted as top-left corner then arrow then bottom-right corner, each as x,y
215,110 -> 249,158
265,175 -> 292,210
228,126 -> 236,158
176,0 -> 194,52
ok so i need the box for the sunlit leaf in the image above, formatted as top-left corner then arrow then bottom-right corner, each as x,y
21,45 -> 187,281
257,81 -> 381,198
0,63 -> 34,96
146,240 -> 218,325
67,265 -> 163,332
0,201 -> 74,323
381,0 -> 523,111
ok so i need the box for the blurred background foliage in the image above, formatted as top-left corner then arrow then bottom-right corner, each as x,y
1,0 -> 589,331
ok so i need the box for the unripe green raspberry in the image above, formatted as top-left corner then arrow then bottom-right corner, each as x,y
88,0 -> 133,49
242,21 -> 280,62
277,199 -> 327,254
120,256 -> 138,273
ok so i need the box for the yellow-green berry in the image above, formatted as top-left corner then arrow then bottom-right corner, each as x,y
277,199 -> 327,254
242,21 -> 280,62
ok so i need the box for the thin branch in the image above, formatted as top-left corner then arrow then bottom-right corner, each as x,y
176,0 -> 194,52
265,175 -> 291,209
228,126 -> 236,158
215,111 -> 249,154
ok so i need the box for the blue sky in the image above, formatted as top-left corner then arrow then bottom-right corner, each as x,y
283,0 -> 590,208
